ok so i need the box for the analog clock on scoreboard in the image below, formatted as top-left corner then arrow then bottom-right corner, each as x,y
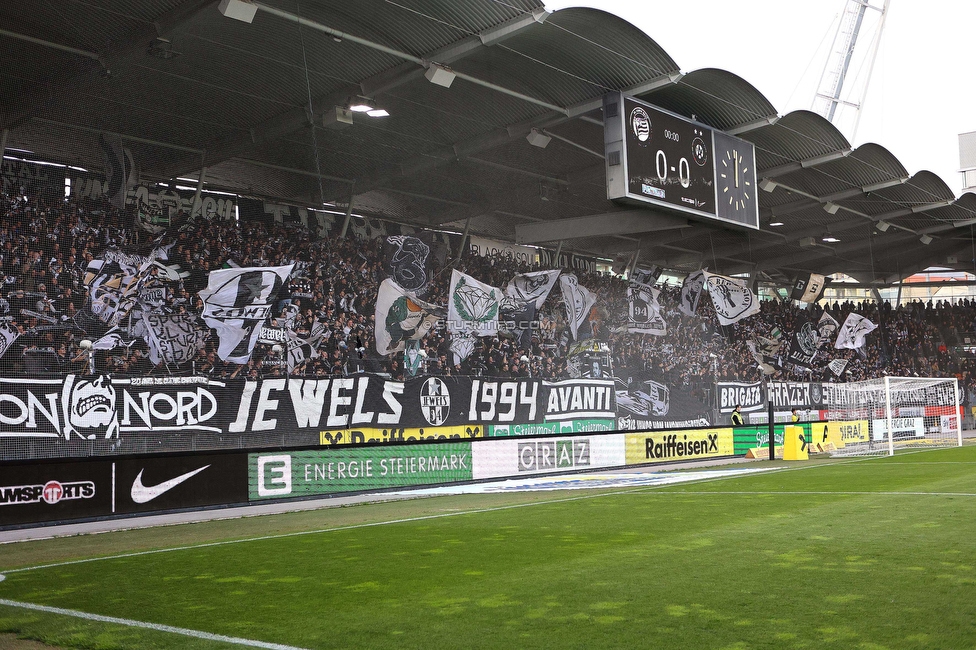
604,93 -> 759,230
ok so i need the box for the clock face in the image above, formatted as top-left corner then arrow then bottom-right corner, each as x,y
719,147 -> 751,212
713,130 -> 758,227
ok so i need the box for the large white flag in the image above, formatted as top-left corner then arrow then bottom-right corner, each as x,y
679,270 -> 705,317
375,279 -> 441,356
627,281 -> 666,335
703,271 -> 761,325
559,274 -> 597,340
506,269 -> 560,309
447,270 -> 503,337
199,265 -> 292,363
835,313 -> 877,350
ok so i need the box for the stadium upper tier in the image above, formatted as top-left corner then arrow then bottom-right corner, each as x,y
0,190 -> 972,409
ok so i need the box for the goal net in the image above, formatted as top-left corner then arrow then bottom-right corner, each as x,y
822,377 -> 962,457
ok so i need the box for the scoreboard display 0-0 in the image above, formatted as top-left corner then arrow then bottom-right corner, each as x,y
604,93 -> 759,230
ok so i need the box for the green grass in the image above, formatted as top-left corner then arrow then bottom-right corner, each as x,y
3,449 -> 976,649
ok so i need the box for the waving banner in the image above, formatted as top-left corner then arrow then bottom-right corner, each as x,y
627,281 -> 666,336
138,313 -> 208,365
447,270 -> 503,337
559,274 -> 597,340
375,279 -> 440,356
679,270 -> 705,317
506,270 -> 560,309
835,313 -> 877,350
703,272 -> 761,325
787,310 -> 819,368
383,235 -> 432,295
790,273 -> 830,303
199,264 -> 292,363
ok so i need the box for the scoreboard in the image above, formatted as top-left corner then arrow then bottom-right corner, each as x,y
604,93 -> 759,230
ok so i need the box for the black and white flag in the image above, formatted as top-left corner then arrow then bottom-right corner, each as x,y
630,266 -> 663,287
137,313 -> 209,365
384,235 -> 432,295
748,335 -> 782,375
559,274 -> 597,340
816,310 -> 840,349
506,269 -> 560,309
99,134 -> 137,210
199,265 -> 292,363
835,313 -> 877,350
790,273 -> 830,304
703,271 -> 761,325
500,297 -> 537,351
0,320 -> 19,360
828,358 -> 849,377
627,281 -> 666,336
679,270 -> 705,317
787,310 -> 820,368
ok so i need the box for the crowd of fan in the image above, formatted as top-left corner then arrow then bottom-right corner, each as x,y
3,190 -> 976,402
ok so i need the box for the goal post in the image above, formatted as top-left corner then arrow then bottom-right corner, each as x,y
823,376 -> 962,457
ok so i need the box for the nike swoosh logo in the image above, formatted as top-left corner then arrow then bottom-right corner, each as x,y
130,465 -> 210,504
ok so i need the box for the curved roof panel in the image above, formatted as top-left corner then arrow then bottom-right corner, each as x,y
642,68 -> 777,131
0,0 -> 971,282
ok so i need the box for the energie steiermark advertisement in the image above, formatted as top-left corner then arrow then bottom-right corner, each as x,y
249,444 -> 474,499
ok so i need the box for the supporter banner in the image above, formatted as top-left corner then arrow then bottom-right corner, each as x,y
471,434 -> 625,479
0,458 -> 112,526
248,444 -> 473,499
469,235 -> 537,266
487,419 -> 614,437
506,270 -> 560,310
318,425 -> 486,446
2,158 -> 66,197
537,249 -> 599,274
624,428 -> 734,464
615,375 -> 710,430
717,381 -> 827,413
0,375 -> 618,444
71,178 -> 236,222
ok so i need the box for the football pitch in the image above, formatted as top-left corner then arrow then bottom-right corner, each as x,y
3,447 -> 976,649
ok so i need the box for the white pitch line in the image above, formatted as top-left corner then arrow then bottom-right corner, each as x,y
0,598 -> 308,649
0,457 -> 865,576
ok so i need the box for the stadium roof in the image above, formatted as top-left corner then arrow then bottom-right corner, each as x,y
2,0 -> 975,286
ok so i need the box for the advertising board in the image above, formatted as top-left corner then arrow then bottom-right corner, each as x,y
249,443 -> 474,500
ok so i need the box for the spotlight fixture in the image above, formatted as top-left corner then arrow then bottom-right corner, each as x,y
823,201 -> 840,214
919,234 -> 933,245
822,232 -> 840,243
758,178 -> 777,192
346,97 -> 390,118
348,97 -> 374,113
875,220 -> 891,232
526,128 -> 551,148
322,106 -> 353,130
768,220 -> 784,227
217,0 -> 258,23
425,62 -> 456,88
